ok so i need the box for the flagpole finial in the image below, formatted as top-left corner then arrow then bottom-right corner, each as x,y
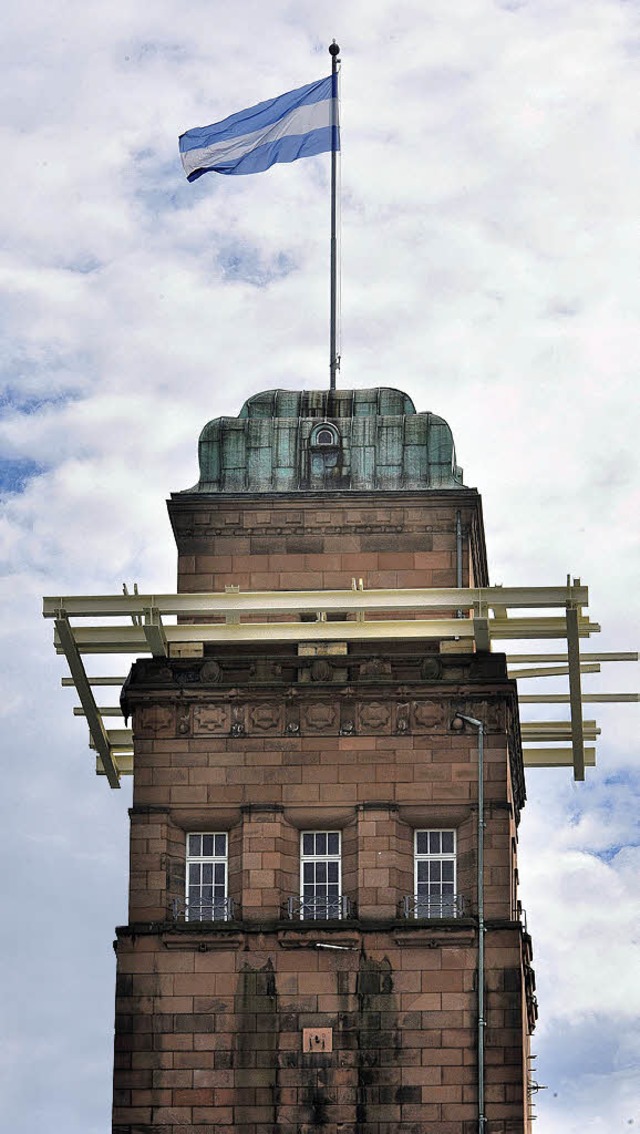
329,40 -> 340,58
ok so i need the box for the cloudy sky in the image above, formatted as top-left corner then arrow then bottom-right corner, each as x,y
1,1 -> 638,1130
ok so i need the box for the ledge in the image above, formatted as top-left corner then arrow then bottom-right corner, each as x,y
277,923 -> 361,950
115,920 -> 244,944
163,931 -> 244,951
115,917 -> 483,950
392,919 -> 476,947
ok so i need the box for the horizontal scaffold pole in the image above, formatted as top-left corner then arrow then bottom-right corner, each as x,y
523,748 -> 596,768
52,614 -> 600,653
507,651 -> 638,664
519,693 -> 639,703
43,583 -> 590,619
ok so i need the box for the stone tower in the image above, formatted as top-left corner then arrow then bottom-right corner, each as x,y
112,387 -> 536,1134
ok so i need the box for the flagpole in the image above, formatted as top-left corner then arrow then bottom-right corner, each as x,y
329,40 -> 340,392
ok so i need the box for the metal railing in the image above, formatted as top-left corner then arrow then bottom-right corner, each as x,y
401,894 -> 465,919
172,896 -> 236,923
286,894 -> 354,921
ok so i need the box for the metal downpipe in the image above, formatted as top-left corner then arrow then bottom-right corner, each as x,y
455,713 -> 486,1134
456,510 -> 463,589
455,510 -> 463,617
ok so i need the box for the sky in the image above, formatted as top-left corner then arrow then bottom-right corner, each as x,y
1,0 -> 639,1130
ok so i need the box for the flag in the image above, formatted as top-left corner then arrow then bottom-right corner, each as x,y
179,75 -> 339,181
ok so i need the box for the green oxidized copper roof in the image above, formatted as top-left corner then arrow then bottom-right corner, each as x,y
183,387 -> 465,493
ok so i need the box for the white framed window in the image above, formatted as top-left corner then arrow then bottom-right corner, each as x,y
186,832 -> 228,921
300,831 -> 342,920
414,829 -> 457,918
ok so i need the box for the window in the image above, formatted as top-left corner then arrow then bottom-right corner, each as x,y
300,831 -> 342,919
310,422 -> 339,448
414,829 -> 457,918
186,832 -> 229,921
316,428 -> 335,446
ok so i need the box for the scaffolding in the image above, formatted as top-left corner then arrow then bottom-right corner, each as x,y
43,581 -> 638,789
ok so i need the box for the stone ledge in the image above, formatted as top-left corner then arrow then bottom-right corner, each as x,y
277,926 -> 361,950
162,932 -> 244,951
114,918 -> 481,950
393,921 -> 476,947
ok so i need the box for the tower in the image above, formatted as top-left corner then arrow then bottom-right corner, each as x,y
110,386 -> 536,1133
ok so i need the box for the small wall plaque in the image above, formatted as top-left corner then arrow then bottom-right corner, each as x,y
302,1027 -> 333,1053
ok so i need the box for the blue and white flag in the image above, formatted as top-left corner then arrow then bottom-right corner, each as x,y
179,75 -> 339,181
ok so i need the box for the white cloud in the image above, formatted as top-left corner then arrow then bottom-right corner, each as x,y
1,0 -> 639,1129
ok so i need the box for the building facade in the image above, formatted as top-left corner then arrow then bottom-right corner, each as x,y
112,387 -> 536,1134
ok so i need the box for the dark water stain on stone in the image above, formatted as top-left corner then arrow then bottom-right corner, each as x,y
355,953 -> 400,1131
235,958 -> 279,1127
